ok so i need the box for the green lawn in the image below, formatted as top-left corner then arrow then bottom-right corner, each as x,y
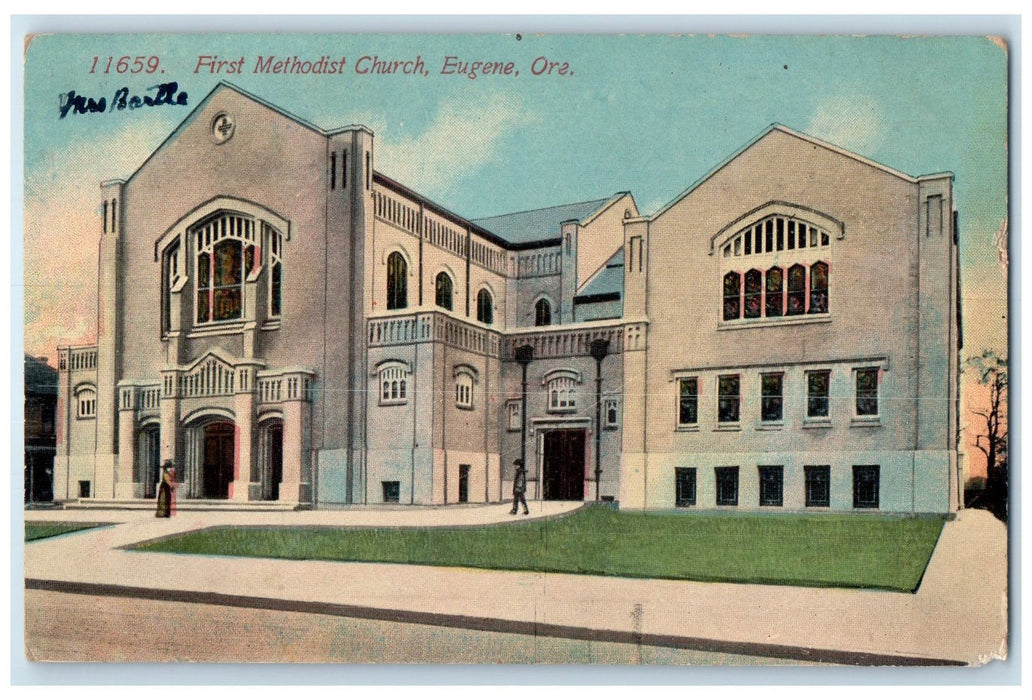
25,521 -> 107,541
134,507 -> 945,592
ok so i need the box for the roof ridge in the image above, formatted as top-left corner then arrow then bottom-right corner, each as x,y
471,196 -> 611,222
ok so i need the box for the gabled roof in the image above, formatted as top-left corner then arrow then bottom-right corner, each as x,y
650,124 -> 931,221
471,195 -> 620,246
126,81 -> 372,185
575,247 -> 625,301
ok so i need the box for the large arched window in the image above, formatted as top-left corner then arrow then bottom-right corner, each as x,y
435,272 -> 453,311
387,252 -> 408,310
476,288 -> 494,325
535,298 -> 552,326
194,213 -> 259,323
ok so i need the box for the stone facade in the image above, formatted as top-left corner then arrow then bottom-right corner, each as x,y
54,83 -> 960,513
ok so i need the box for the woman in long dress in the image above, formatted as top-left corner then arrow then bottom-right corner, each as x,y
156,462 -> 174,517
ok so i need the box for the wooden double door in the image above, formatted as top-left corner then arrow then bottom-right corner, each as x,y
542,429 -> 586,501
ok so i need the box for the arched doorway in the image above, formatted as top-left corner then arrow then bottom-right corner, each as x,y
259,418 -> 283,501
201,421 -> 235,499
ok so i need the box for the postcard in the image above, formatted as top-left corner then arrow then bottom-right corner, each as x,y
20,29 -> 1009,668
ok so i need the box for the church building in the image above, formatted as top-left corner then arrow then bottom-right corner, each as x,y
54,82 -> 961,513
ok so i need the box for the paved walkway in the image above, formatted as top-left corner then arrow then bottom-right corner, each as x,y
23,502 -> 1008,665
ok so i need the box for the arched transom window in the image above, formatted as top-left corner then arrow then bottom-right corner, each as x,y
721,215 -> 830,258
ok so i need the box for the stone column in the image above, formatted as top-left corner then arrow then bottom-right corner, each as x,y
115,382 -> 138,499
231,364 -> 258,501
279,371 -> 314,505
159,369 -> 181,471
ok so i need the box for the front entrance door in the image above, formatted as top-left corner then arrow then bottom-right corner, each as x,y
542,429 -> 586,501
458,464 -> 470,503
202,422 -> 235,499
262,422 -> 283,501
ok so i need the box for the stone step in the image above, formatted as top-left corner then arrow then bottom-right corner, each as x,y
59,499 -> 306,512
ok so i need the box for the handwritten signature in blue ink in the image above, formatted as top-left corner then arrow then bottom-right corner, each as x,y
59,82 -> 188,119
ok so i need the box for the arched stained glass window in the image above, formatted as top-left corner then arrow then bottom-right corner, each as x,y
765,266 -> 784,318
810,261 -> 829,314
744,269 -> 763,319
723,271 -> 741,321
535,298 -> 552,326
387,252 -> 408,310
435,272 -> 453,311
476,288 -> 494,325
787,264 -> 807,316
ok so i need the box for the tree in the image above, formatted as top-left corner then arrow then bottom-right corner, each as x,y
968,350 -> 1008,522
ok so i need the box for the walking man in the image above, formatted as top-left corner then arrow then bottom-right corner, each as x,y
510,458 -> 529,515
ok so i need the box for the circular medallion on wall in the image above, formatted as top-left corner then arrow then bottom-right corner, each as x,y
211,112 -> 236,144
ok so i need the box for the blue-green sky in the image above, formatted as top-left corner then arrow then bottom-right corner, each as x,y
22,32 -> 1007,361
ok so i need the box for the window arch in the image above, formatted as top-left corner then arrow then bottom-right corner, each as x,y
387,252 -> 408,310
535,298 -> 552,326
476,288 -> 494,325
435,271 -> 454,311
75,384 -> 97,419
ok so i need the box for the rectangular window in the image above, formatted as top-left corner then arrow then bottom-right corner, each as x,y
855,367 -> 879,416
853,465 -> 880,509
604,398 -> 620,429
506,399 -> 522,431
718,375 -> 740,423
675,468 -> 697,507
382,481 -> 400,503
759,465 -> 784,506
78,480 -> 91,498
715,466 -> 739,506
807,370 -> 830,418
678,378 -> 698,426
805,465 -> 831,507
761,373 -> 783,422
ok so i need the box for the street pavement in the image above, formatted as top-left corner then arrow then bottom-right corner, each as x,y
23,501 -> 1008,665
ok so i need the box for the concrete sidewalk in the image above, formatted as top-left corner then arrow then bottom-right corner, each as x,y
23,503 -> 1008,665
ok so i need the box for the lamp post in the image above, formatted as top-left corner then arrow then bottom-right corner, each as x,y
514,344 -> 535,471
589,338 -> 610,502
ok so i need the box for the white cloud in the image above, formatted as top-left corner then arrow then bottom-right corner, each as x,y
806,95 -> 885,157
374,93 -> 530,196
